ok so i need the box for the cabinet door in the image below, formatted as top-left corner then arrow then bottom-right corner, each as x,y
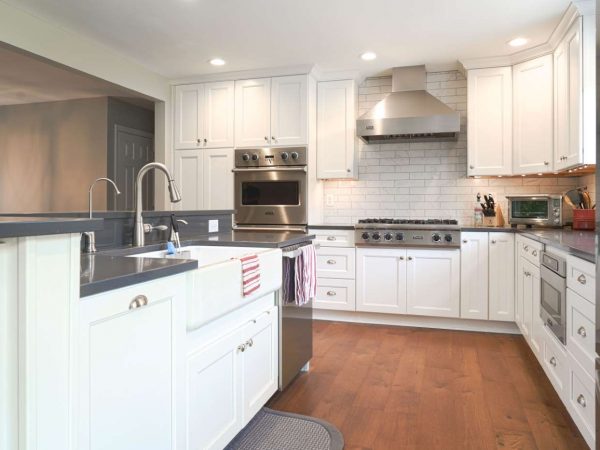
78,278 -> 185,450
242,307 -> 278,423
235,78 -> 271,147
173,149 -> 204,210
407,249 -> 460,318
174,84 -> 203,149
203,148 -> 234,209
460,232 -> 489,320
517,257 -> 534,342
513,55 -> 553,174
317,80 -> 356,179
204,81 -> 234,148
467,67 -> 512,176
356,248 -> 407,314
528,263 -> 542,357
488,233 -> 515,321
270,75 -> 307,146
187,330 -> 244,450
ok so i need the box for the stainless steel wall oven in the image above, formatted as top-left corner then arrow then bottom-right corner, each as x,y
540,250 -> 567,344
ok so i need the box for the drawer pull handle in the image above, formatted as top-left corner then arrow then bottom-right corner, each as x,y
577,274 -> 587,285
577,326 -> 587,338
247,338 -> 254,348
326,236 -> 336,241
327,259 -> 337,265
462,240 -> 468,244
238,344 -> 247,352
129,295 -> 148,310
549,356 -> 557,367
532,250 -> 537,256
326,291 -> 337,296
577,394 -> 586,408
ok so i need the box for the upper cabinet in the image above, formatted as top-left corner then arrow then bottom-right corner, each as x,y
467,67 -> 512,176
235,75 -> 307,148
554,18 -> 583,170
174,81 -> 234,149
316,79 -> 357,179
513,55 -> 554,174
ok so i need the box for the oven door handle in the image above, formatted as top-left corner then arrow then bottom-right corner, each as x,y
232,167 -> 307,173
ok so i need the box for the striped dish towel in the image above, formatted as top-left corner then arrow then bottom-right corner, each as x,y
239,254 -> 261,297
294,244 -> 316,306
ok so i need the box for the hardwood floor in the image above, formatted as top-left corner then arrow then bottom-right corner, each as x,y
268,320 -> 589,450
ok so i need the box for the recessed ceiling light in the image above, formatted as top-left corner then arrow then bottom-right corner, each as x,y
209,58 -> 226,66
360,51 -> 377,61
508,37 -> 528,47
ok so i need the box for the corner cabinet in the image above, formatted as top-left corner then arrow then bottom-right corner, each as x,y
235,75 -> 307,148
467,67 -> 512,176
513,55 -> 554,174
316,80 -> 357,179
77,275 -> 187,450
174,81 -> 234,149
173,148 -> 234,210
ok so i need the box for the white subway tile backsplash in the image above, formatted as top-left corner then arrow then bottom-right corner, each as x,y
322,70 -> 584,225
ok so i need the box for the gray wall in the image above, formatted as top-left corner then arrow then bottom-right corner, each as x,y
0,97 -> 108,213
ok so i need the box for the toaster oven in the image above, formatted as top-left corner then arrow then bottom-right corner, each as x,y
506,194 -> 572,227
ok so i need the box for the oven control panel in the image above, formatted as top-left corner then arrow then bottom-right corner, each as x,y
235,147 -> 307,167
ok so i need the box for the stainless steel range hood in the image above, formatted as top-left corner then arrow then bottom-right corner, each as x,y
357,65 -> 460,144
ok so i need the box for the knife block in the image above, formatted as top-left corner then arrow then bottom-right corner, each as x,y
482,205 -> 505,227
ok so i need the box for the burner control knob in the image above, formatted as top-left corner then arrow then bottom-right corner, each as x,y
432,233 -> 441,242
361,232 -> 370,240
280,152 -> 289,160
395,233 -> 404,241
372,232 -> 381,241
444,234 -> 453,243
291,151 -> 299,160
242,153 -> 250,162
384,233 -> 393,241
251,153 -> 259,161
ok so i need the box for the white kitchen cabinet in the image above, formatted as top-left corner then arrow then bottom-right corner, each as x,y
554,18 -> 582,170
173,148 -> 233,210
467,67 -> 512,176
314,278 -> 356,311
513,55 -> 554,174
317,80 -> 357,179
235,78 -> 272,147
488,232 -> 515,321
187,304 -> 278,450
174,81 -> 234,149
406,249 -> 460,318
516,256 -> 540,355
77,275 -> 186,450
566,288 -> 595,377
460,232 -> 489,320
356,248 -> 407,314
316,246 -> 355,279
270,75 -> 308,146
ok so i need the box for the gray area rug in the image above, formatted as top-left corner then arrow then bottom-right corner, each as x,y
225,408 -> 344,450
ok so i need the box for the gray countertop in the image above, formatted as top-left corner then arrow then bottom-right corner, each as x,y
0,216 -> 103,238
519,229 -> 596,263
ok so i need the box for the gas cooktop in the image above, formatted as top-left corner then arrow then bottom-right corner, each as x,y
354,218 -> 461,248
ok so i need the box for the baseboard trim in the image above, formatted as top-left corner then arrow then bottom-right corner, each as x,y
313,309 -> 521,334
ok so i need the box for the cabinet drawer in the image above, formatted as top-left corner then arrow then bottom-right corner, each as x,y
316,247 -> 355,279
517,236 -> 542,267
566,289 -> 595,377
315,278 -> 356,311
310,229 -> 354,247
566,255 -> 595,303
542,325 -> 568,397
566,355 -> 595,447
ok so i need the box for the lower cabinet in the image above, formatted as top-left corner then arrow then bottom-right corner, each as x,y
516,255 -> 541,355
357,248 -> 460,318
488,233 -> 515,321
187,305 -> 278,450
77,275 -> 187,450
314,278 -> 356,311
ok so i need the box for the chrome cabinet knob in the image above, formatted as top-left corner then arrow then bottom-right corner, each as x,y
544,161 -> 549,165
326,291 -> 336,296
549,356 -> 557,367
264,136 -> 269,142
462,239 -> 468,244
203,138 -> 207,144
577,394 -> 586,407
524,245 -> 529,251
271,136 -> 276,142
399,256 -> 405,261
491,240 -> 496,244
237,344 -> 246,352
327,236 -> 336,241
247,338 -> 254,348
577,274 -> 586,285
577,326 -> 587,338
327,259 -> 336,265
469,165 -> 474,170
532,250 -> 537,256
129,294 -> 148,310
196,138 -> 201,145
407,256 -> 413,261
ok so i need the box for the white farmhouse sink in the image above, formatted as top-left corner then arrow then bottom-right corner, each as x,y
129,246 -> 282,329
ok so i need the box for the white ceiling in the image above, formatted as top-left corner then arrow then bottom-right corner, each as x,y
4,0 -> 571,79
0,45 -> 154,106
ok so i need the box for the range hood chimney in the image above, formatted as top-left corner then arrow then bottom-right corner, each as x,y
356,65 -> 460,144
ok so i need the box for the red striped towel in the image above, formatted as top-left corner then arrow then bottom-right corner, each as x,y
239,254 -> 261,297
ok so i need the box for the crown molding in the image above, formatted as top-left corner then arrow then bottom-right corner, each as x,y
310,65 -> 362,82
460,2 -> 583,71
169,64 -> 315,85
425,61 -> 461,73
